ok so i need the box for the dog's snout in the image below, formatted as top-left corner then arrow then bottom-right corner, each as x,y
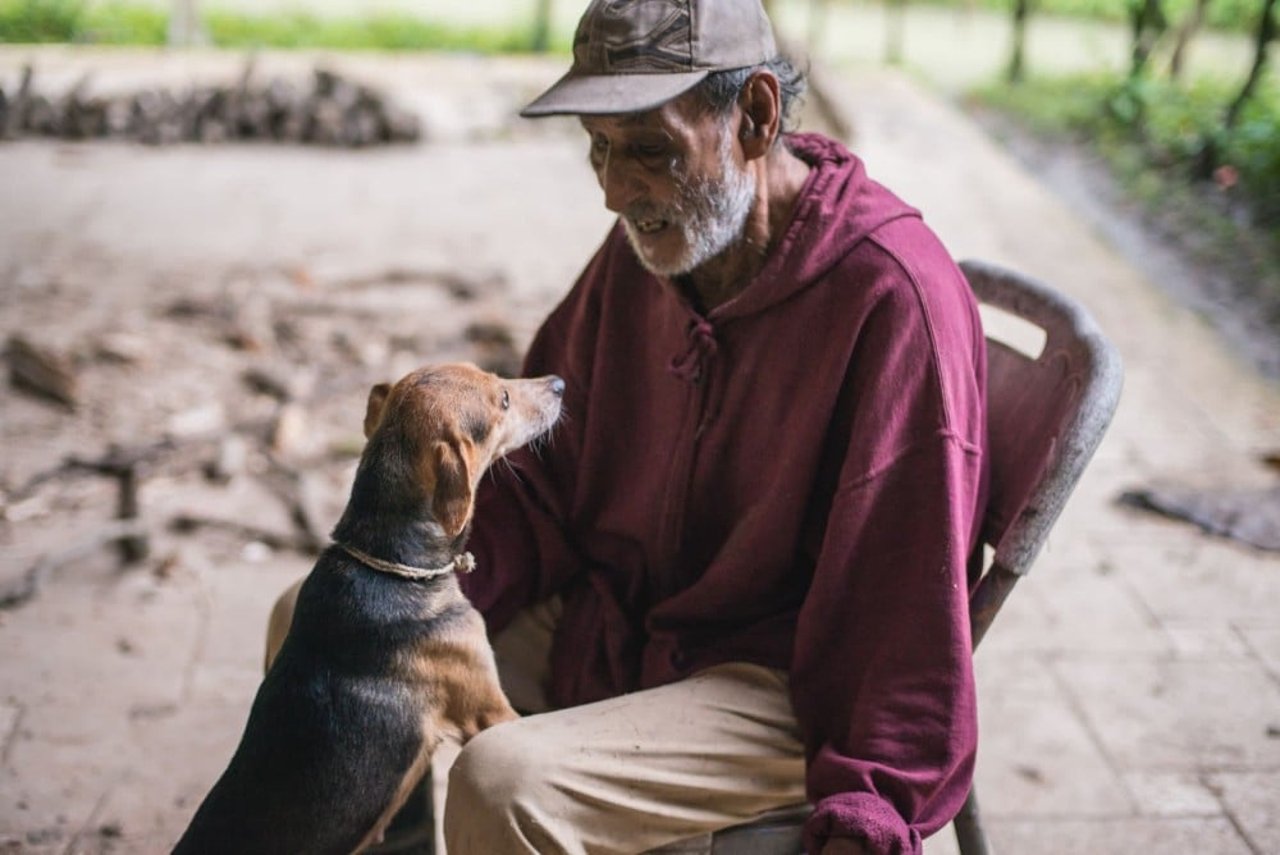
548,376 -> 565,398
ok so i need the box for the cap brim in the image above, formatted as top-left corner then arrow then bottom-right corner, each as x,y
520,69 -> 711,118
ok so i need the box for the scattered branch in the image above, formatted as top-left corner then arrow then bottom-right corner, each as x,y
0,520 -> 149,610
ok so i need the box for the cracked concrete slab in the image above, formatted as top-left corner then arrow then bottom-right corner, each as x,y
1054,658 -> 1280,769
1206,771 -> 1280,854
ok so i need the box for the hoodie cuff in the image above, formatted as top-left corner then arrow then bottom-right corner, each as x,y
803,792 -> 920,855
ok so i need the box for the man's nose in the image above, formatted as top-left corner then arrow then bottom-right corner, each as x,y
599,155 -> 644,214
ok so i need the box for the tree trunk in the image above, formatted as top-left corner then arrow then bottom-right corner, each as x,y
1193,0 -> 1276,178
1129,0 -> 1168,79
1008,0 -> 1032,84
885,0 -> 907,65
1168,0 -> 1210,79
532,0 -> 554,53
1225,0 -> 1277,129
167,0 -> 205,47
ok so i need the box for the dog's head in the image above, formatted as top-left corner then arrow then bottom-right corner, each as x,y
363,363 -> 564,538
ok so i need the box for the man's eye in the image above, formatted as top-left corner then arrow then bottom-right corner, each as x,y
634,143 -> 665,158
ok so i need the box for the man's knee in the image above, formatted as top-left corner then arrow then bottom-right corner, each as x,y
447,722 -> 550,814
444,721 -> 564,851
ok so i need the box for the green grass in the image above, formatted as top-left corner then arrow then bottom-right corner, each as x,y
200,11 -> 557,53
972,71 -> 1280,320
0,0 -> 573,52
0,0 -> 1267,47
896,0 -> 1261,33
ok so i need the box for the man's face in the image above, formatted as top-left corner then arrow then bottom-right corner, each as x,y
581,94 -> 757,277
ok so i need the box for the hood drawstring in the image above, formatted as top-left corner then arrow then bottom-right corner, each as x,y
668,318 -> 718,385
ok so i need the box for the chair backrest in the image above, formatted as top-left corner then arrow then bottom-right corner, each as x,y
959,259 -> 1124,648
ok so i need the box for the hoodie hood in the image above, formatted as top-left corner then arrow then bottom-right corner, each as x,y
710,132 -> 920,321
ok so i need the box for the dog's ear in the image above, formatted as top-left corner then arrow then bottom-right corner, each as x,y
430,439 -> 474,538
364,383 -> 392,438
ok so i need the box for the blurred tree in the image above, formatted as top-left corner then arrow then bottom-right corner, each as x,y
168,0 -> 206,47
1128,0 -> 1168,79
1224,0 -> 1277,129
1194,0 -> 1277,177
1167,0 -> 1210,79
532,0 -> 553,52
1008,0 -> 1032,83
886,0 -> 907,64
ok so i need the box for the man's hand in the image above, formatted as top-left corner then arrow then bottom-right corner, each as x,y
822,839 -> 871,855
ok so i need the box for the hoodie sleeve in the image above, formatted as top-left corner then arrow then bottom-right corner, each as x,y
460,242 -> 607,634
794,247 -> 986,854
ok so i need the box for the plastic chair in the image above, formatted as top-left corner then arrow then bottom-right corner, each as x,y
947,258 -> 1124,854
671,258 -> 1125,854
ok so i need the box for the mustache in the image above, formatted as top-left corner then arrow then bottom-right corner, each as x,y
624,200 -> 683,224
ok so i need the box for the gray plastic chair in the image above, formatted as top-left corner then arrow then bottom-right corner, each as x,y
656,259 -> 1125,854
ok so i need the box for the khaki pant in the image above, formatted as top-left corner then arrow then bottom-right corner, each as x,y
266,588 -> 807,855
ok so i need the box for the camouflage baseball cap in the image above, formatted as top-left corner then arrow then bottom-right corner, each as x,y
520,0 -> 778,118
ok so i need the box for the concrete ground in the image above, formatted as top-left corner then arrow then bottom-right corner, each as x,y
1,48 -> 1279,854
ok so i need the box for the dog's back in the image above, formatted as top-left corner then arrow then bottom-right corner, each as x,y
174,554 -> 462,854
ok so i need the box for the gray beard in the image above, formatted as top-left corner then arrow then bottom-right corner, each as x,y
623,129 -> 758,278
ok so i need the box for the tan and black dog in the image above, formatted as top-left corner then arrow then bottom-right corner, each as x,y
173,363 -> 564,855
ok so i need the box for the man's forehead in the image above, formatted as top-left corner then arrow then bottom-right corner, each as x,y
579,109 -> 666,133
578,93 -> 708,134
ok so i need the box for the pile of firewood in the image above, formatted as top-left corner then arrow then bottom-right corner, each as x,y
0,64 -> 421,147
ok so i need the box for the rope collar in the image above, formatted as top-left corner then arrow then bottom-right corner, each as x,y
336,542 -> 475,581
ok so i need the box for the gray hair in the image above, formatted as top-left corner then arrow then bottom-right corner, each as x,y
689,56 -> 808,136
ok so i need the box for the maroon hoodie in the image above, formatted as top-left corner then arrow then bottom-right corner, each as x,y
463,133 -> 988,853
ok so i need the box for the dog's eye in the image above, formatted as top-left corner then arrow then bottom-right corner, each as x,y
501,390 -> 510,410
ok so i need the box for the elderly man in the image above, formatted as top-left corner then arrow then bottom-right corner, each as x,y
439,1 -> 990,853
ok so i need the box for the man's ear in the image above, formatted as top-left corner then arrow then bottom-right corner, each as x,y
429,439 -> 475,539
737,71 -> 781,160
364,383 -> 392,438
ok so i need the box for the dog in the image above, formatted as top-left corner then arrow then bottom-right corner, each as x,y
173,363 -> 564,855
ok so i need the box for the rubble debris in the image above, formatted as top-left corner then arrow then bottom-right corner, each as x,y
0,64 -> 420,148
167,403 -> 227,438
331,329 -> 389,368
241,365 -> 314,402
466,320 -> 522,378
93,332 -> 150,365
169,513 -> 313,555
0,65 -> 32,139
336,267 -> 500,300
152,550 -> 183,580
1118,484 -> 1280,552
115,464 -> 149,564
5,334 -> 79,410
270,403 -> 311,459
204,435 -> 249,484
258,465 -> 331,555
1,494 -> 50,524
163,296 -> 233,322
